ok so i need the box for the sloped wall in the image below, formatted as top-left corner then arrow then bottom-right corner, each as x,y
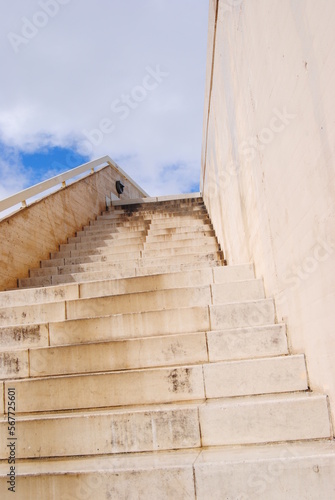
201,0 -> 335,425
0,166 -> 145,290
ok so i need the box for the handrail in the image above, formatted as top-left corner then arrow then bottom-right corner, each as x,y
0,155 -> 148,213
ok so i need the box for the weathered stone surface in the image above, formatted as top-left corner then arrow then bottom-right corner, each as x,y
0,324 -> 49,350
0,405 -> 201,458
194,441 -> 335,500
203,355 -> 307,398
49,306 -> 210,345
0,451 -> 198,500
7,365 -> 205,412
199,393 -> 332,446
207,324 -> 288,361
30,332 -> 208,377
0,350 -> 29,379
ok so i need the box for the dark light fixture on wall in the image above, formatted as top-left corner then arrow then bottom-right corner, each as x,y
116,180 -> 124,195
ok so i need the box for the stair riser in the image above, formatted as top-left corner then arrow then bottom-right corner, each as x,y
20,262 -> 223,287
0,325 -> 288,379
29,253 -> 222,278
200,395 -> 331,447
145,231 -> 216,242
0,395 -> 330,459
67,230 -> 147,245
29,332 -> 208,377
0,407 -> 201,459
0,325 -> 49,352
49,306 -> 211,345
66,286 -> 212,321
90,216 -> 210,229
45,300 -> 274,346
147,226 -> 213,237
0,468 -> 196,500
143,238 -> 219,250
96,209 -> 206,222
42,250 -> 142,268
195,443 -> 335,500
59,232 -> 145,251
207,324 -> 288,361
0,302 -> 65,327
1,453 -> 335,500
142,244 -> 219,258
112,205 -> 205,214
3,356 -> 307,413
1,285 -> 211,327
78,266 -> 254,299
50,243 -> 143,259
67,226 -> 213,246
5,365 -> 206,413
0,284 -> 79,308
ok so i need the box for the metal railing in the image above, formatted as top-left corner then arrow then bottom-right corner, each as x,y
0,155 -> 148,215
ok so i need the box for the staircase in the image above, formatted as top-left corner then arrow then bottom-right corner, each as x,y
0,195 -> 334,499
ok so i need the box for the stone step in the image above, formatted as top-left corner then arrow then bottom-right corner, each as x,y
145,231 -> 216,242
66,286 -> 212,321
143,237 -> 220,251
28,325 -> 287,378
19,261 -> 223,288
0,323 -> 288,380
94,213 -> 209,225
194,440 -> 335,500
80,220 -> 211,236
41,250 -> 142,269
207,324 -> 288,361
18,262 -> 252,289
5,364 -> 207,413
28,332 -> 208,378
14,354 -> 305,412
69,274 -> 263,317
48,244 -> 220,268
148,219 -> 211,229
47,299 -> 274,346
66,280 -> 263,322
98,207 -> 206,221
0,277 -> 264,328
2,443 -> 334,500
147,226 -> 213,237
66,229 -> 148,245
59,232 -> 146,252
68,226 -> 214,246
0,450 -> 201,500
51,242 -> 144,259
142,243 -> 220,258
29,252 -> 222,278
67,222 -> 212,243
200,392 -> 332,447
0,283 -> 79,308
115,200 -> 204,210
0,324 -> 49,351
77,266 -> 255,299
0,301 -> 66,327
69,226 -> 149,241
0,393 -> 330,460
78,223 -> 148,234
117,201 -> 205,210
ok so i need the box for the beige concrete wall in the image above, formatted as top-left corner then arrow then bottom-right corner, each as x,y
0,166 -> 145,291
201,0 -> 335,426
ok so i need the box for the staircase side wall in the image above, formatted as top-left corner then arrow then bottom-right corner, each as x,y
201,0 -> 335,426
0,166 -> 145,291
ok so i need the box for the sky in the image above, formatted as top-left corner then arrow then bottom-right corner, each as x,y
0,0 -> 209,202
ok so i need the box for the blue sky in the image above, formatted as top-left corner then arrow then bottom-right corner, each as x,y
0,0 -> 209,200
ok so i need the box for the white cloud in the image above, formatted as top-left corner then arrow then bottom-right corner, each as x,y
0,146 -> 30,200
0,0 -> 208,196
